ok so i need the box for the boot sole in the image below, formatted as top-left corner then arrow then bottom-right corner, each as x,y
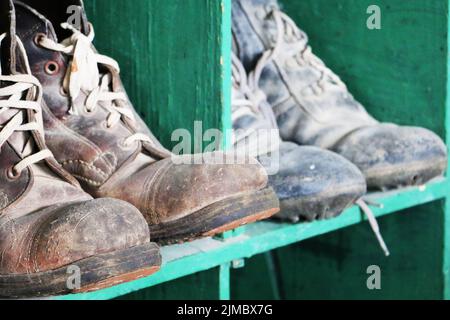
275,192 -> 361,223
0,242 -> 161,299
149,188 -> 280,245
364,158 -> 448,189
273,183 -> 366,223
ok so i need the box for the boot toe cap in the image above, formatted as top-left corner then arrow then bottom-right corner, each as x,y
31,198 -> 150,272
152,154 -> 269,223
335,125 -> 448,188
260,143 -> 366,221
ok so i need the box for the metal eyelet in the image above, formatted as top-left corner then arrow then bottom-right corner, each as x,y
44,61 -> 60,75
6,167 -> 21,180
33,33 -> 46,46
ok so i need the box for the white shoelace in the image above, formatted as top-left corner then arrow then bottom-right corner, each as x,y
357,199 -> 390,256
37,23 -> 154,147
232,53 -> 281,156
232,53 -> 278,130
255,9 -> 347,93
0,34 -> 53,176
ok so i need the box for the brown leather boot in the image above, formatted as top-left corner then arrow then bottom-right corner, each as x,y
13,0 -> 279,244
0,0 -> 161,298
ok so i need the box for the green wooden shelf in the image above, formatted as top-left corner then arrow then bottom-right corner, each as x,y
53,178 -> 449,300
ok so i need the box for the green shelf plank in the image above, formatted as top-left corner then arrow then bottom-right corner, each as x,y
53,178 -> 449,300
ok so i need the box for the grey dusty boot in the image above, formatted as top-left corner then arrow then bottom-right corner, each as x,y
232,53 -> 367,222
0,0 -> 160,298
232,0 -> 448,190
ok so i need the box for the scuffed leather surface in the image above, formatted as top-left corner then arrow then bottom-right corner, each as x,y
260,142 -> 365,201
97,154 -> 269,224
334,125 -> 448,188
259,142 -> 366,220
0,198 -> 149,274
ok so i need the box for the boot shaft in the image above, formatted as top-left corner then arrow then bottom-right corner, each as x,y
1,0 -> 88,215
13,0 -> 171,192
232,0 -> 378,149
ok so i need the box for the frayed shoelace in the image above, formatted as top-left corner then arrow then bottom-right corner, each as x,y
0,34 -> 53,176
356,199 -> 390,256
231,53 -> 278,129
231,53 -> 281,156
36,23 -> 156,148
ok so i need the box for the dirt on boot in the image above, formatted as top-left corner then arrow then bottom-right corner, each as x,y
0,0 -> 161,298
232,0 -> 447,189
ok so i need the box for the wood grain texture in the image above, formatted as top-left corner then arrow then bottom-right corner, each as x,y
85,0 -> 226,149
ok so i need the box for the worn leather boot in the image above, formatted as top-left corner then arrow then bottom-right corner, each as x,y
13,0 -> 279,244
232,53 -> 366,221
232,0 -> 448,190
0,0 -> 161,298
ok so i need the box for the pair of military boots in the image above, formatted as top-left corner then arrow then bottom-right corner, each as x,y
0,0 -> 280,298
231,0 -> 447,222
